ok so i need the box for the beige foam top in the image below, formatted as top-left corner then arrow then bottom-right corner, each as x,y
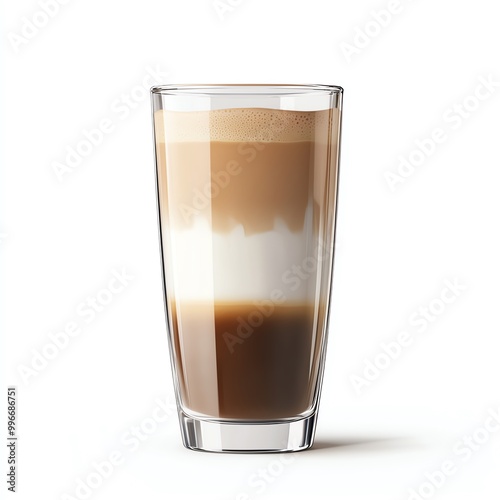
154,108 -> 335,143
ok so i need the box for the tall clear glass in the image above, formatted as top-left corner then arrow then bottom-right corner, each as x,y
151,84 -> 343,452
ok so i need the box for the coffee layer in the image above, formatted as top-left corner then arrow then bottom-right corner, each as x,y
171,303 -> 319,419
159,140 -> 319,234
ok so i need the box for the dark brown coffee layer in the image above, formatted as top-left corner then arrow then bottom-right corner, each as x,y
171,303 -> 318,419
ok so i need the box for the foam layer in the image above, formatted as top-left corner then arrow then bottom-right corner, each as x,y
154,108 -> 334,143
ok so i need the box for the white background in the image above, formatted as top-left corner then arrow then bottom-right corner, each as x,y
2,0 -> 500,499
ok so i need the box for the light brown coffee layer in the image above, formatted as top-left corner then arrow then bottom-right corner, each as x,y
158,140 -> 320,234
155,108 -> 338,234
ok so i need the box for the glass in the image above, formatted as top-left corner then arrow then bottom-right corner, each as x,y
151,84 -> 343,452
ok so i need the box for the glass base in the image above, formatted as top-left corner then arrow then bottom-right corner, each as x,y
178,410 -> 317,453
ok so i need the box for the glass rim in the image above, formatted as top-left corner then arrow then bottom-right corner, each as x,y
150,84 -> 343,97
